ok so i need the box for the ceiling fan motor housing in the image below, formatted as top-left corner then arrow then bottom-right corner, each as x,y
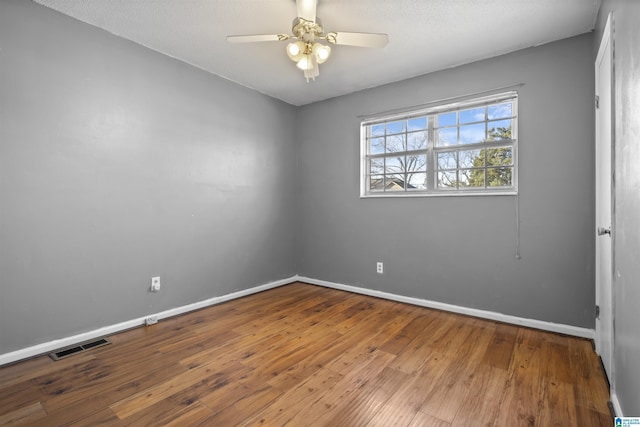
292,17 -> 324,40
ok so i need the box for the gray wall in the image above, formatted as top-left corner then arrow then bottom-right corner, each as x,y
0,0 -> 297,354
595,0 -> 640,416
0,0 -> 601,360
297,33 -> 596,328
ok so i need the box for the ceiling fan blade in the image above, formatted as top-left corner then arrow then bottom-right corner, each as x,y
326,31 -> 389,48
226,34 -> 290,43
296,0 -> 317,22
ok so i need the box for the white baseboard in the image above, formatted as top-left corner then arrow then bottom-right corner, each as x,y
611,391 -> 623,417
0,274 -> 595,367
298,276 -> 595,339
0,276 -> 297,367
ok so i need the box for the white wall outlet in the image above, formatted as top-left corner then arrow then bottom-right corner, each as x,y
145,316 -> 158,326
150,276 -> 161,292
376,262 -> 384,274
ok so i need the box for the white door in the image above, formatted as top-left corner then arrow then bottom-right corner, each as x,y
595,13 -> 614,382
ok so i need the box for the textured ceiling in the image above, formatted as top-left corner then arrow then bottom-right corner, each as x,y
33,0 -> 601,106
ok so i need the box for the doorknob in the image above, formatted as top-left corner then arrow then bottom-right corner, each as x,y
597,227 -> 611,236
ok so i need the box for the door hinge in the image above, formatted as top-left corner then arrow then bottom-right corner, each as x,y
595,95 -> 600,109
595,305 -> 600,319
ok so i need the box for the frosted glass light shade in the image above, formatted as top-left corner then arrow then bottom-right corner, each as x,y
312,43 -> 331,63
296,54 -> 315,71
286,41 -> 306,62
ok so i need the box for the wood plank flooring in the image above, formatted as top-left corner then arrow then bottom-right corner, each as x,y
0,282 -> 611,426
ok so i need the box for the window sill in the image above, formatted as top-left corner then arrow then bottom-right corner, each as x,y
360,190 -> 518,198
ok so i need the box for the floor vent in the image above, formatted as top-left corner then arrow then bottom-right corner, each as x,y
49,337 -> 111,361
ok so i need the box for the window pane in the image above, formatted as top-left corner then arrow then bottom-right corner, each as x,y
437,171 -> 457,189
407,173 -> 427,190
487,167 -> 513,187
408,117 -> 427,131
362,92 -> 516,196
437,127 -> 457,146
385,156 -> 405,173
386,121 -> 406,135
437,112 -> 456,127
487,120 -> 513,140
407,131 -> 427,151
406,154 -> 427,172
386,134 -> 406,153
459,149 -> 483,168
488,101 -> 513,119
486,147 -> 513,166
459,169 -> 485,188
459,123 -> 486,145
370,175 -> 384,191
371,124 -> 385,137
370,137 -> 384,154
437,151 -> 457,170
370,158 -> 383,174
460,107 -> 485,124
385,174 -> 406,191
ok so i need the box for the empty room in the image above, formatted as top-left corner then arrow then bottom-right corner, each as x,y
1,0 -> 639,425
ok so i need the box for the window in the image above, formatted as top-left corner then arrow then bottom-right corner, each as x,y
361,92 -> 518,197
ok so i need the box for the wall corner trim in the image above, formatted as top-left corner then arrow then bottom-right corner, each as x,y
298,276 -> 595,339
0,275 -> 300,367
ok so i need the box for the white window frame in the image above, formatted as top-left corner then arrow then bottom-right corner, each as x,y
360,91 -> 518,197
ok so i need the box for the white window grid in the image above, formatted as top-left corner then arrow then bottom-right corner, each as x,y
360,92 -> 518,197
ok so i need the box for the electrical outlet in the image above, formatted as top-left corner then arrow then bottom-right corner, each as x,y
150,276 -> 161,292
376,262 -> 384,274
145,316 -> 158,326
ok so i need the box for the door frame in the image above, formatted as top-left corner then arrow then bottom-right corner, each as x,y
595,12 -> 615,387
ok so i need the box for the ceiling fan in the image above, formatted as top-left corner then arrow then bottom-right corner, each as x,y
226,0 -> 389,82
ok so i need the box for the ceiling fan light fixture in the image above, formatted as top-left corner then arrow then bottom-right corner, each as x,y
286,41 -> 306,61
296,54 -> 314,71
312,42 -> 331,63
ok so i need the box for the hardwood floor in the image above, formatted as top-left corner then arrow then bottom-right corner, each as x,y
0,282 -> 611,426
